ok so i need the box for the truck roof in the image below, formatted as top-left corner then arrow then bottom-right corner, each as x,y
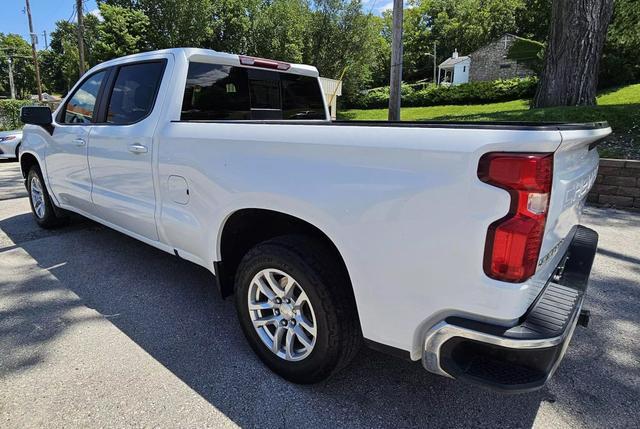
91,48 -> 320,78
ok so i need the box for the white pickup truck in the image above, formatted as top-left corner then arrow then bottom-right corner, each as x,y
19,48 -> 610,392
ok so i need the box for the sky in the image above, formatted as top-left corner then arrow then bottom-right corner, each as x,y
1,0 -> 99,48
363,0 -> 395,15
1,0 -> 392,49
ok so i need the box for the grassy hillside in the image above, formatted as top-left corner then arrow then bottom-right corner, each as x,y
339,84 -> 640,159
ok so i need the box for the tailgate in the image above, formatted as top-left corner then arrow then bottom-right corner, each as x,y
537,125 -> 611,273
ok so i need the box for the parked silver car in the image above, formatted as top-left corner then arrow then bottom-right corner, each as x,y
0,130 -> 22,160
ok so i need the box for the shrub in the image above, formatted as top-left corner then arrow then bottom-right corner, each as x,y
350,77 -> 538,109
0,99 -> 35,131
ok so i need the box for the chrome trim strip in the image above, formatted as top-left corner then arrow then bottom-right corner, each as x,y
422,297 -> 584,377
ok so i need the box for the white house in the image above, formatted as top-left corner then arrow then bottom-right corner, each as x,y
437,49 -> 470,85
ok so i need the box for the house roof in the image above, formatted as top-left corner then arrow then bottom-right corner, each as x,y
438,56 -> 470,68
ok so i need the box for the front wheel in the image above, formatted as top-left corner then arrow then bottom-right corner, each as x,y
234,235 -> 362,384
27,166 -> 64,228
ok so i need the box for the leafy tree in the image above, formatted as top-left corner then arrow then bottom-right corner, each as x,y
207,0 -> 262,54
303,0 -> 381,103
249,0 -> 308,62
46,21 -> 86,93
97,0 -> 137,6
38,49 -> 63,94
122,0 -> 213,48
100,0 -> 212,48
367,15 -> 391,88
599,0 -> 640,87
515,0 -> 552,41
94,3 -> 150,62
82,12 -> 103,67
0,33 -> 36,98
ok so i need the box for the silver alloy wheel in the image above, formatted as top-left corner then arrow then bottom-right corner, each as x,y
30,175 -> 46,219
248,268 -> 317,361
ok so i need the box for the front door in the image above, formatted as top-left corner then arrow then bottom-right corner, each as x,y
88,60 -> 167,241
46,69 -> 108,213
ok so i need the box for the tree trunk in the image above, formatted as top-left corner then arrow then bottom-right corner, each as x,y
533,0 -> 614,107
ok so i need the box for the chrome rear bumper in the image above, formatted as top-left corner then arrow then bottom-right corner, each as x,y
422,226 -> 598,393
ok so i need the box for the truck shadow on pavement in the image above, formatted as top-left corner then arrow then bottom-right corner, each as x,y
1,211 -> 638,428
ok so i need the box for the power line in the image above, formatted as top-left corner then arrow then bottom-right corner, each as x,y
66,4 -> 76,23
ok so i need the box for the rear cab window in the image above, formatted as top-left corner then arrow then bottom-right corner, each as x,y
181,62 -> 326,121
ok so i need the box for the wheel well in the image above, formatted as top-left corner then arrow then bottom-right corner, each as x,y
20,153 -> 39,178
217,209 -> 352,298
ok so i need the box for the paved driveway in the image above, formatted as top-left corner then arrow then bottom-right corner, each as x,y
0,162 -> 638,428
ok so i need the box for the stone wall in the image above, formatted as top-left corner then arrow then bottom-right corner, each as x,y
588,159 -> 640,209
469,34 -> 536,82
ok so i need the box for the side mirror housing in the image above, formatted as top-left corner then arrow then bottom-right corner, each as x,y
20,106 -> 52,126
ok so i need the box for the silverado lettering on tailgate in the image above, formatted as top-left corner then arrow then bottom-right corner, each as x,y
562,168 -> 598,211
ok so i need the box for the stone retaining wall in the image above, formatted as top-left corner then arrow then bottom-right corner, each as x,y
588,159 -> 640,209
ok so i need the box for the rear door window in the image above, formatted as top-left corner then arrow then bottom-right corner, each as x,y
181,62 -> 325,121
105,61 -> 165,124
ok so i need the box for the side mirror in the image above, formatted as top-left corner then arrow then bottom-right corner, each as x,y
20,106 -> 52,126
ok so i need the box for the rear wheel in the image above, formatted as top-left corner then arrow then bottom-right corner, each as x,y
234,235 -> 361,383
27,166 -> 64,228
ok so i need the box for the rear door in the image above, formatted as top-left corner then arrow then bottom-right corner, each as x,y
46,69 -> 109,212
88,59 -> 168,241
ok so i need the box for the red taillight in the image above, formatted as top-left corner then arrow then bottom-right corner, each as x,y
478,153 -> 553,283
239,55 -> 291,71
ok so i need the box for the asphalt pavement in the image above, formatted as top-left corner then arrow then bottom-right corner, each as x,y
0,160 -> 638,428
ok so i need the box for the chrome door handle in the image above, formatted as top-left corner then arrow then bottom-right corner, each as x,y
128,143 -> 148,154
73,138 -> 86,147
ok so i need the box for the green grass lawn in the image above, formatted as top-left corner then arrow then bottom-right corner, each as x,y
339,84 -> 640,158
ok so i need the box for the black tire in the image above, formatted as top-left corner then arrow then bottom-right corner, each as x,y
234,235 -> 362,384
14,143 -> 21,161
26,165 -> 65,229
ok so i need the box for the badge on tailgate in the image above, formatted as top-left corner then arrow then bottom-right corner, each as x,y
562,168 -> 598,211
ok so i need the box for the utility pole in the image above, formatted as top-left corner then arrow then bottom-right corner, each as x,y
25,0 -> 43,101
7,57 -> 16,99
432,41 -> 437,84
1,50 -> 31,99
76,0 -> 85,77
388,0 -> 403,121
